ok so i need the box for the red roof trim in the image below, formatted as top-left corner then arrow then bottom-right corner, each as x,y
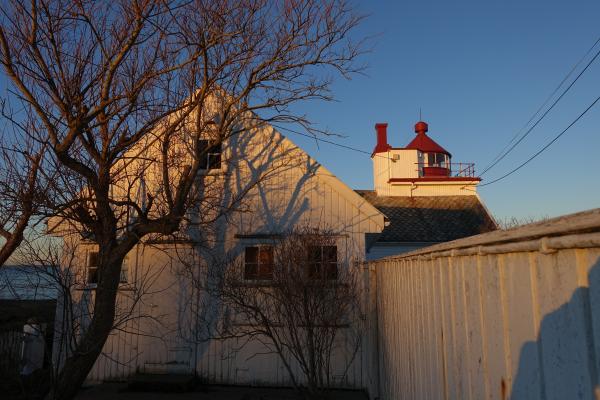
388,146 -> 446,152
388,177 -> 481,183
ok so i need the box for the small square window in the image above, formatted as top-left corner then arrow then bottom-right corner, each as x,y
244,246 -> 274,280
86,252 -> 130,285
307,245 -> 337,280
199,139 -> 222,170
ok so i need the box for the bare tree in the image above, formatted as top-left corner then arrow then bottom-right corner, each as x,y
0,1 -> 365,399
495,215 -> 550,230
0,120 -> 46,266
8,232 -> 177,399
218,227 -> 362,400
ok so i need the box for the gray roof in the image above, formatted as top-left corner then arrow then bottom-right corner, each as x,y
356,190 -> 497,243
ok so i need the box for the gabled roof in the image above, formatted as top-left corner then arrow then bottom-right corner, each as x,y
273,131 -> 386,232
355,190 -> 497,243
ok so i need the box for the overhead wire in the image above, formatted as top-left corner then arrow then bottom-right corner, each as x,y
481,36 -> 600,173
251,35 -> 600,189
480,37 -> 600,176
274,123 -> 443,186
479,92 -> 600,187
276,91 -> 600,190
272,124 -> 390,159
274,37 -> 600,188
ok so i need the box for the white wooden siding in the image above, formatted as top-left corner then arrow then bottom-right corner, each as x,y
70,123 -> 384,394
372,209 -> 600,400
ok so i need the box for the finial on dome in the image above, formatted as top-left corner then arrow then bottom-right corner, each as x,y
414,121 -> 428,135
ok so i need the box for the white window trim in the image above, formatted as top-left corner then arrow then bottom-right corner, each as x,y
82,249 -> 134,290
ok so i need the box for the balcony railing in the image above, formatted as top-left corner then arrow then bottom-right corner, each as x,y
415,162 -> 476,178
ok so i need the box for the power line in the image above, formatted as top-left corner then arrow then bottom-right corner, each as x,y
481,36 -> 600,173
479,92 -> 600,187
272,124 -> 389,159
277,33 -> 600,187
480,36 -> 600,176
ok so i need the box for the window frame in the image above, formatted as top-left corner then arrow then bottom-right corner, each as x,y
120,255 -> 129,284
86,251 -> 99,285
85,250 -> 132,288
307,245 -> 338,280
426,152 -> 448,168
244,245 -> 275,281
198,139 -> 222,171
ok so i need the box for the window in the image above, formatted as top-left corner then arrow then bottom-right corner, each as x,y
120,256 -> 129,283
87,251 -> 99,284
86,252 -> 130,285
307,245 -> 337,280
427,153 -> 447,167
244,246 -> 274,280
199,139 -> 222,170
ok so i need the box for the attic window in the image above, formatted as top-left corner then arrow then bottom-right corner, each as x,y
120,256 -> 129,283
87,251 -> 99,284
199,139 -> 222,170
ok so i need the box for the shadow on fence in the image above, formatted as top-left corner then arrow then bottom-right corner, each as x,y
511,256 -> 600,399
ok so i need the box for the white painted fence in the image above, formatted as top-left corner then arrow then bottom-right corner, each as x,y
371,209 -> 600,400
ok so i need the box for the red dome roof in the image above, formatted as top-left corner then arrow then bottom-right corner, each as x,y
405,121 -> 451,157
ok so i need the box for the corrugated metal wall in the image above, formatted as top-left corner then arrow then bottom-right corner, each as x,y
372,209 -> 600,400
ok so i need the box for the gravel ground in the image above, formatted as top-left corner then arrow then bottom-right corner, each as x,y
74,383 -> 369,400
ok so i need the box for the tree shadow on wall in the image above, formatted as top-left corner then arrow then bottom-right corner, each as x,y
175,124 -> 324,370
510,255 -> 600,399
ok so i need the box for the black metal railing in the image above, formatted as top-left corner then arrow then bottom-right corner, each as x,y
415,162 -> 476,178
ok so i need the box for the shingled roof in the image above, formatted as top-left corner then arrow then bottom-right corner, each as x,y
356,190 -> 497,243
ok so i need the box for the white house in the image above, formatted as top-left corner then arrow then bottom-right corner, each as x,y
52,109 -> 385,393
52,111 -> 494,396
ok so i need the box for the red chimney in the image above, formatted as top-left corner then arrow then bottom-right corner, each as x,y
373,123 -> 391,155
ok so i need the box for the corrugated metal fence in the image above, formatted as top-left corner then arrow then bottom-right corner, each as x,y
371,209 -> 600,400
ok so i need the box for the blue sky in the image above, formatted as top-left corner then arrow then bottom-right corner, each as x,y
1,1 -> 597,222
288,0 -> 600,221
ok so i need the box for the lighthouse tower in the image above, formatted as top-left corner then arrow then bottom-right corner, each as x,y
371,121 -> 480,197
357,119 -> 494,259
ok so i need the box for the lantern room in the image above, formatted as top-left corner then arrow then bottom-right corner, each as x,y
371,120 -> 480,197
406,121 -> 451,177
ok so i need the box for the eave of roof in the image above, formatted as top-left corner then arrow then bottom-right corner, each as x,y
388,177 -> 481,183
355,190 -> 497,243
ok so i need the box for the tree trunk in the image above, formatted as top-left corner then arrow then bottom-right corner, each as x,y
48,256 -> 122,400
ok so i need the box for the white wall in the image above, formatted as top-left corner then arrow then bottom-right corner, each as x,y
372,148 -> 479,197
390,181 -> 479,197
373,149 -> 419,196
371,209 -> 600,400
